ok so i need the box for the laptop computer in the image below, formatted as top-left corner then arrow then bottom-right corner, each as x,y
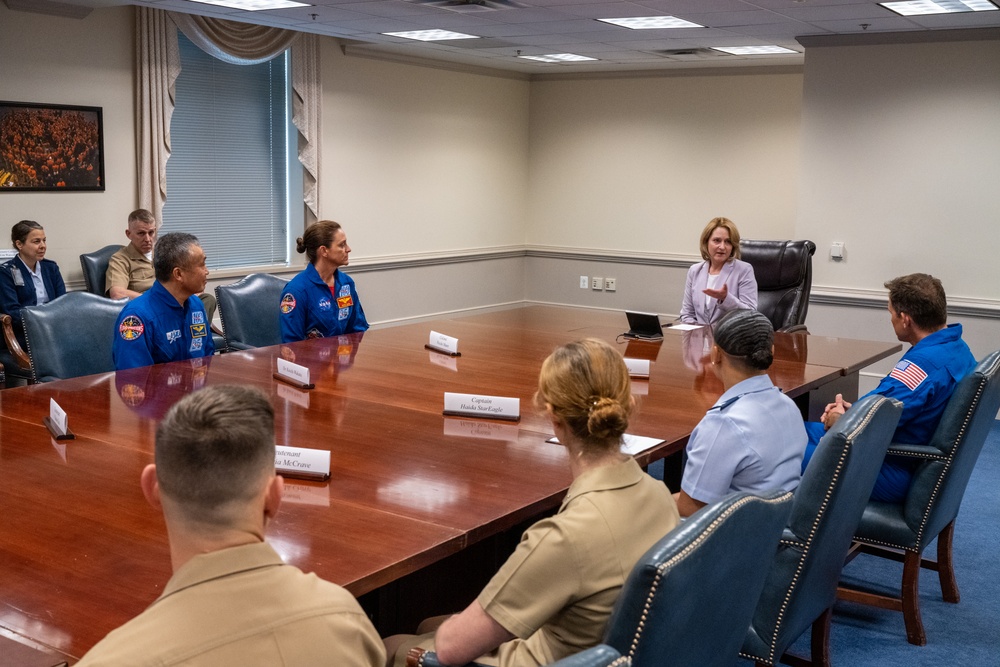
623,311 -> 664,340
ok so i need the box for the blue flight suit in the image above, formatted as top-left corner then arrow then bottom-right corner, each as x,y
0,256 -> 66,344
279,263 -> 369,343
803,323 -> 975,502
113,281 -> 215,371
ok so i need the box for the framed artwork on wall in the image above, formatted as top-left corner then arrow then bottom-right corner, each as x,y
0,101 -> 105,192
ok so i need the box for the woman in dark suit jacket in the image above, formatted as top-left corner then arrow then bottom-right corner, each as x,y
679,217 -> 757,325
0,220 -> 66,345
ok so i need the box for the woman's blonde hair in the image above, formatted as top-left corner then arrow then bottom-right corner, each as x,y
536,338 -> 632,452
698,217 -> 742,261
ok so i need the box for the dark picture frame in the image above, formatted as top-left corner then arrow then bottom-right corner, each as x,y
0,101 -> 106,192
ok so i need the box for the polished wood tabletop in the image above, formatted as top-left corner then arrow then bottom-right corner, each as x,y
0,305 -> 899,661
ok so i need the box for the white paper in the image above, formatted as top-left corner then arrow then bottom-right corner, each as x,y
276,358 -> 311,385
545,433 -> 665,456
428,330 -> 459,355
49,398 -> 68,435
668,323 -> 702,331
624,358 -> 651,378
444,392 -> 520,420
275,445 -> 330,478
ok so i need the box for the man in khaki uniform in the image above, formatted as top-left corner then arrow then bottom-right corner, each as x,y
77,385 -> 385,667
106,208 -> 217,320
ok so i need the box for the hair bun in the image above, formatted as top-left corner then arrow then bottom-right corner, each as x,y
587,396 -> 628,441
295,237 -> 306,254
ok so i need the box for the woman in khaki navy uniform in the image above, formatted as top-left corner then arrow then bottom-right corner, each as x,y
387,339 -> 680,667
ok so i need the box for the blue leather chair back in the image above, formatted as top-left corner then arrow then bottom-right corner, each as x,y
215,273 -> 288,350
79,244 -> 124,296
742,394 -> 902,664
904,350 -> 1000,544
22,292 -> 127,382
604,490 -> 792,667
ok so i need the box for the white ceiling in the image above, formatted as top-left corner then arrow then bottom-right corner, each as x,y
37,0 -> 1000,74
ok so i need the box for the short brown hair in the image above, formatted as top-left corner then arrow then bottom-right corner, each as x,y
128,209 -> 156,226
699,217 -> 742,261
155,385 -> 275,526
885,273 -> 947,331
536,339 -> 632,453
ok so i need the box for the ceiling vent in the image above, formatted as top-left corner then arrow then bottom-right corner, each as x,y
401,0 -> 528,12
650,48 -> 728,61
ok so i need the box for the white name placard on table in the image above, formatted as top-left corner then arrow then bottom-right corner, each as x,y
275,445 -> 330,481
44,398 -> 74,440
624,357 -> 651,378
275,358 -> 314,390
426,330 -> 461,356
444,392 -> 520,422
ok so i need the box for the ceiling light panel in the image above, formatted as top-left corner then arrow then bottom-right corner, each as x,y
383,30 -> 480,41
879,0 -> 998,15
596,16 -> 705,30
711,45 -> 798,55
518,53 -> 598,63
187,0 -> 310,10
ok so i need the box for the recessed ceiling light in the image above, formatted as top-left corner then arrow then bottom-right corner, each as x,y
518,53 -> 598,63
383,29 -> 480,41
187,0 -> 310,10
711,45 -> 799,55
880,0 -> 998,15
596,16 -> 705,30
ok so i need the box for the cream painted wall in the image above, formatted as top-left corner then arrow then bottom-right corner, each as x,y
798,39 -> 1000,302
322,46 -> 530,259
0,5 -> 136,279
526,73 -> 803,255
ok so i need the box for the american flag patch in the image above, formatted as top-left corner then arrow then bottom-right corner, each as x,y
890,360 -> 928,391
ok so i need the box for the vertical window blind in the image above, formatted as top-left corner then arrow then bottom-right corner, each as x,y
163,33 -> 289,269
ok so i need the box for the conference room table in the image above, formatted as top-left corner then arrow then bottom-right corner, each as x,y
0,305 -> 900,663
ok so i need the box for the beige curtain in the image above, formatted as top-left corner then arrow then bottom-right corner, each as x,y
135,8 -> 322,223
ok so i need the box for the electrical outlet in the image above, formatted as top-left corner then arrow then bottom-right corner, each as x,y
592,276 -> 603,290
604,278 -> 616,292
580,276 -> 589,289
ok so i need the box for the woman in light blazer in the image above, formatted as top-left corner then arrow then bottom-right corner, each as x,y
679,217 -> 757,325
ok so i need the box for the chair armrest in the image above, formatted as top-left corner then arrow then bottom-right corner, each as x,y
0,314 -> 31,370
778,527 -> 807,549
212,322 -> 224,337
777,324 -> 808,334
885,442 -> 948,460
406,648 -> 492,667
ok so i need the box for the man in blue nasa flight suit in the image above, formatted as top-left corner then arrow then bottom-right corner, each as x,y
113,232 -> 215,370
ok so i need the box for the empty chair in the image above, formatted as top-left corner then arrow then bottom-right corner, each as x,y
740,240 -> 816,333
216,273 -> 288,351
838,349 -> 1000,645
79,244 -> 124,296
741,394 -> 902,667
21,291 -> 127,382
408,644 -> 627,667
603,489 -> 793,667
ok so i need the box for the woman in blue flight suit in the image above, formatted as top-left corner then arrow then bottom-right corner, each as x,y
280,220 -> 369,343
0,220 -> 66,347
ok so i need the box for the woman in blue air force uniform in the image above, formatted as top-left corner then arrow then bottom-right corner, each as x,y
280,220 -> 369,343
0,220 -> 66,346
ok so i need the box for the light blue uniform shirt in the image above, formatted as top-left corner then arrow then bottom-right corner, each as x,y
682,374 -> 807,505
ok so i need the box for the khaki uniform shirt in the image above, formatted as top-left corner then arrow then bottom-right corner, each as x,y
106,243 -> 154,295
77,542 -> 385,667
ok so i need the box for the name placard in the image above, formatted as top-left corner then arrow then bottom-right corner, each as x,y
275,445 -> 330,481
444,392 -> 520,422
624,357 -> 651,378
274,358 -> 314,390
44,398 -> 75,440
425,330 -> 460,356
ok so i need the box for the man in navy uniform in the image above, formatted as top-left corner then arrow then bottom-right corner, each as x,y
113,232 -> 214,370
802,273 -> 975,502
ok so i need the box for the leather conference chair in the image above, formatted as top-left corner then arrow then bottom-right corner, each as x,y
408,644 -> 628,667
1,313 -> 35,386
740,240 -> 816,333
21,291 -> 127,383
740,394 -> 903,667
838,349 -> 1000,646
603,489 -> 793,667
215,273 -> 288,351
79,244 -> 124,296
